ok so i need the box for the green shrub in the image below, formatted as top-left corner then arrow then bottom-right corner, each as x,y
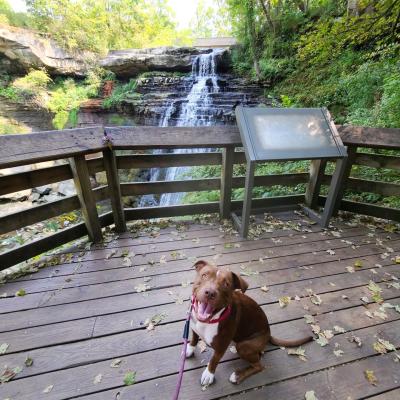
102,79 -> 139,109
13,69 -> 52,92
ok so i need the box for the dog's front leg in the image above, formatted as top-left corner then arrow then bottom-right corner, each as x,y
200,349 -> 226,386
186,330 -> 199,358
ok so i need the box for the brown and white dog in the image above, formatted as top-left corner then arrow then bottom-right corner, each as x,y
186,260 -> 312,385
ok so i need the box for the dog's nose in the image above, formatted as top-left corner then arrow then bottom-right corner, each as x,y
204,289 -> 216,299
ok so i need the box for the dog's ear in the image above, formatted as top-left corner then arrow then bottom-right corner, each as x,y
232,272 -> 248,293
194,260 -> 207,272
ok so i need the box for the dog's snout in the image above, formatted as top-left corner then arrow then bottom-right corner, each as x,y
204,288 -> 217,300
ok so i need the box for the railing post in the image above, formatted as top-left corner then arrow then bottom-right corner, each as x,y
332,146 -> 357,215
219,147 -> 234,219
69,155 -> 103,243
305,159 -> 327,209
103,148 -> 126,232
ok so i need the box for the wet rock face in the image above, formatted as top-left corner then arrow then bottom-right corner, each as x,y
116,73 -> 267,125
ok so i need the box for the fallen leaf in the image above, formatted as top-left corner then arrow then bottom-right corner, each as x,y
304,314 -> 316,324
365,310 -> 374,319
110,359 -> 122,368
0,343 -> 9,354
159,255 -> 167,264
311,324 -> 321,335
122,257 -> 132,267
306,289 -> 322,306
93,373 -> 103,384
315,335 -> 329,347
326,249 -> 335,255
43,385 -> 54,393
15,289 -> 26,297
354,260 -> 363,268
373,310 -> 388,320
287,346 -> 307,361
333,325 -> 346,333
106,249 -> 116,259
348,334 -> 362,347
361,296 -> 369,303
334,349 -> 344,357
260,286 -> 269,292
346,266 -> 355,273
279,296 -> 291,308
364,370 -> 378,386
134,283 -> 150,293
24,356 -> 33,367
305,390 -> 318,400
229,345 -> 237,354
124,371 -> 136,386
0,366 -> 22,384
181,280 -> 191,288
144,313 -> 167,330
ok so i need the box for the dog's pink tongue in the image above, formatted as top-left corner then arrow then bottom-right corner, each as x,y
198,301 -> 213,320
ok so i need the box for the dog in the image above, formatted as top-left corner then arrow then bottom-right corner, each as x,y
186,260 -> 312,385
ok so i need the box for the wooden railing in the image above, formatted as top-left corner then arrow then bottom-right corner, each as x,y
0,124 -> 399,269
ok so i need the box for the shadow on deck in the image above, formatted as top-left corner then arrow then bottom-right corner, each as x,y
1,210 -> 399,399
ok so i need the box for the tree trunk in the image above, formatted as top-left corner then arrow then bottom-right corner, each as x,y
246,0 -> 261,80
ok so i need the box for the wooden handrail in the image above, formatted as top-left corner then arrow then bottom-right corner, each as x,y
1,125 -> 400,169
1,124 -> 400,270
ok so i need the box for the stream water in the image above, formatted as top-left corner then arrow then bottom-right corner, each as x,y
139,49 -> 223,207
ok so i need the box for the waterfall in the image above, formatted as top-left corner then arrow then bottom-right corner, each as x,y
160,50 -> 221,206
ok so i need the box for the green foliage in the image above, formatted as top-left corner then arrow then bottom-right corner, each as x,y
13,69 -> 52,93
102,79 -> 141,109
0,116 -> 29,135
25,0 -> 193,54
0,0 -> 32,28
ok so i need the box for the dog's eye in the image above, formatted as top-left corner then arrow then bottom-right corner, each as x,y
202,273 -> 208,279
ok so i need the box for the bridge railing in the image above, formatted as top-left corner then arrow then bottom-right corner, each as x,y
0,124 -> 399,269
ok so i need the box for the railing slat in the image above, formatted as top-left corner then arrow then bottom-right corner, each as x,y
124,195 -> 304,221
354,153 -> 400,170
0,187 -> 108,236
120,173 -> 308,196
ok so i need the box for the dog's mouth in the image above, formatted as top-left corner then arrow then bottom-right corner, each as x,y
195,299 -> 215,322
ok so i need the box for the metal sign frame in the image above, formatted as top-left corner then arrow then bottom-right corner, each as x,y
232,106 -> 348,237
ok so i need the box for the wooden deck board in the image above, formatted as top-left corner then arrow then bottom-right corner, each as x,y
0,211 -> 399,400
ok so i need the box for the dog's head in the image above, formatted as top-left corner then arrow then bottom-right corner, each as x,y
192,260 -> 248,322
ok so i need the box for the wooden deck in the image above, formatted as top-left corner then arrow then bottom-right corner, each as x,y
1,211 -> 400,400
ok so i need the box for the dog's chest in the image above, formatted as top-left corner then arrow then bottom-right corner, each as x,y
191,309 -> 224,346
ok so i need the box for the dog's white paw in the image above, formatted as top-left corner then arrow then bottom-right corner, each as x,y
185,344 -> 195,358
229,372 -> 238,384
200,367 -> 215,386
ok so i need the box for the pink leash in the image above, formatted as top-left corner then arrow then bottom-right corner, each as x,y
172,298 -> 194,400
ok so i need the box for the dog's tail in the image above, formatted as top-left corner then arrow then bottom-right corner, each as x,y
270,335 -> 313,347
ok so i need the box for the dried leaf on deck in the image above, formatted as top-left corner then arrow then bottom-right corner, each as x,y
0,366 -> 22,384
122,257 -> 132,267
323,330 -> 334,339
304,314 -> 316,324
15,289 -> 26,297
43,385 -> 54,393
306,289 -> 322,306
229,345 -> 237,354
361,296 -> 369,303
260,286 -> 269,293
159,255 -> 167,264
348,333 -> 362,347
364,370 -> 378,386
345,266 -> 355,273
123,371 -> 136,386
326,249 -> 335,255
181,280 -> 191,288
333,349 -> 344,357
333,325 -> 346,333
279,296 -> 291,308
134,283 -> 150,293
315,335 -> 329,347
373,309 -> 388,320
144,312 -> 167,330
354,260 -> 363,268
110,359 -> 122,368
365,310 -> 374,319
287,346 -> 307,361
93,373 -> 103,384
24,356 -> 33,367
305,390 -> 318,400
0,343 -> 9,354
106,249 -> 116,259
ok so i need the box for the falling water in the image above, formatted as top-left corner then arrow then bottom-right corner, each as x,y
140,49 -> 223,207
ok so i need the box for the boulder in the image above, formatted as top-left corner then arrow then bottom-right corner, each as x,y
0,24 -> 89,76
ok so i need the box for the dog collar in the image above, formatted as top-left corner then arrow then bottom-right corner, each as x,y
191,296 -> 232,324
